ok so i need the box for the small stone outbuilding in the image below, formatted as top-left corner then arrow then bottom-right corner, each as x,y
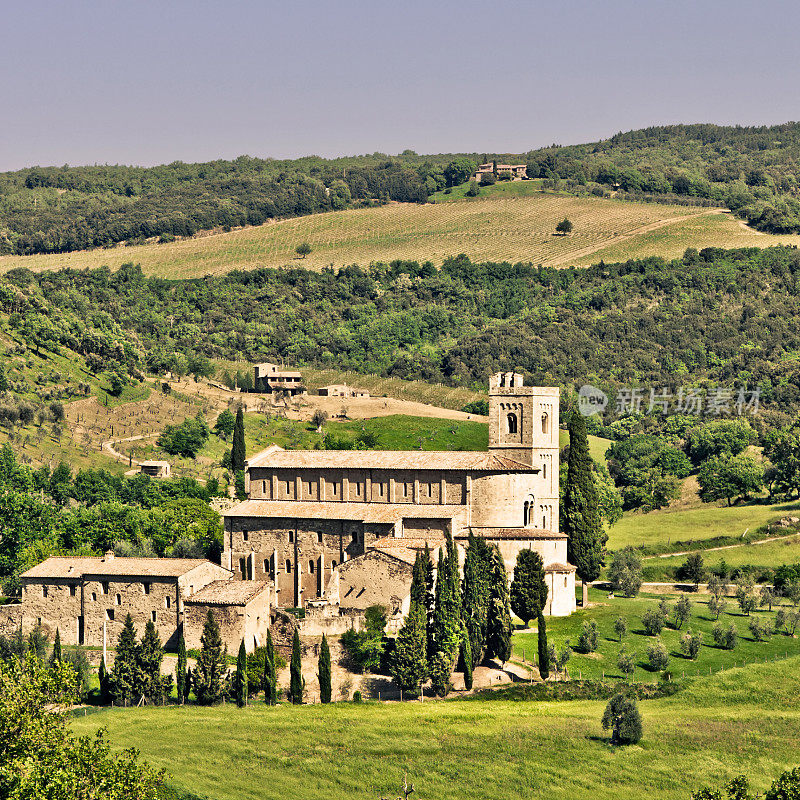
184,580 -> 272,652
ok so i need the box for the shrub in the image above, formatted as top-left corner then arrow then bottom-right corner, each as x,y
712,623 -> 738,650
642,607 -> 666,636
608,547 -> 643,597
601,693 -> 642,745
576,620 -> 599,653
748,616 -> 771,642
613,616 -> 628,642
617,648 -> 635,679
672,595 -> 692,630
646,637 -> 670,671
352,690 -> 363,703
680,629 -> 703,660
774,608 -> 787,633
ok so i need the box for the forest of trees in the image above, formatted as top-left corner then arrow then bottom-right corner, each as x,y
6,123 -> 800,255
4,246 -> 800,429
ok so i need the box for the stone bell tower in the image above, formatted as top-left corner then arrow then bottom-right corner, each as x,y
488,372 -> 560,531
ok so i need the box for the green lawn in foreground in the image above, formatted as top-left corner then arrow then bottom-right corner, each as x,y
512,587 -> 800,683
70,655 -> 800,800
607,500 -> 800,551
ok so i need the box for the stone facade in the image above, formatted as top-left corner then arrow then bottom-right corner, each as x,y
253,362 -> 305,395
223,374 -> 576,616
184,580 -> 272,652
19,554 -> 231,649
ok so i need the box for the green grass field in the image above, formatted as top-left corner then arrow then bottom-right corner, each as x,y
70,649 -> 800,800
641,534 -> 800,581
0,194 -> 754,279
513,587 -> 800,683
607,500 -> 800,551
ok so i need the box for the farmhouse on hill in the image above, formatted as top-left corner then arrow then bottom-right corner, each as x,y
473,162 -> 528,182
317,384 -> 370,398
252,362 -> 306,396
223,372 -> 576,618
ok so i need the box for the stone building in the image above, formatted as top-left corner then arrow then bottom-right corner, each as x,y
183,580 -> 272,652
473,163 -> 528,182
223,373 -> 576,616
139,460 -> 171,478
253,362 -> 306,396
318,384 -> 370,398
19,553 -> 232,649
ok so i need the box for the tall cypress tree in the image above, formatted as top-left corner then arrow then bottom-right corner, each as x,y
98,656 -> 110,704
176,631 -> 188,704
110,613 -> 139,706
430,539 -> 460,697
49,628 -> 62,667
234,640 -> 248,708
510,549 -> 548,625
564,410 -> 606,604
139,620 -> 171,704
263,629 -> 277,705
537,611 -> 550,680
461,533 -> 492,667
289,628 -> 304,704
391,598 -> 428,694
318,634 -> 332,703
231,407 -> 246,474
460,625 -> 473,691
192,610 -> 228,705
423,543 -> 435,660
486,545 -> 512,664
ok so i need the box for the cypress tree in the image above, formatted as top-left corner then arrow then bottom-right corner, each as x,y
263,629 -> 277,705
510,549 -> 548,625
176,631 -> 187,704
423,543 -> 435,660
139,619 -> 171,704
430,540 -> 460,697
289,628 -> 304,704
390,598 -> 428,694
564,410 -> 607,603
110,613 -> 139,706
192,610 -> 228,705
461,533 -> 492,667
537,611 -> 550,680
460,626 -> 473,691
98,656 -> 110,704
231,407 -> 246,474
318,634 -> 332,703
49,627 -> 62,667
234,640 -> 248,708
486,545 -> 512,664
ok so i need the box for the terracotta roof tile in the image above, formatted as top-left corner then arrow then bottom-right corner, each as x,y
21,557 -> 224,580
460,527 -> 568,540
226,499 -> 464,524
185,580 -> 270,606
544,562 -> 576,572
246,446 -> 535,472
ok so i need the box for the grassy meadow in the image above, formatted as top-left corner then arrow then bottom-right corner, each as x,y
69,650 -> 800,800
512,587 -> 800,683
0,193 -> 739,279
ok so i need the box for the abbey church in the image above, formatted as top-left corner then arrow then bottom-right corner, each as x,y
223,373 -> 576,618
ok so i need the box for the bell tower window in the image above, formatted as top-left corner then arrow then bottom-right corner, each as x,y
507,413 -> 518,435
541,412 -> 549,434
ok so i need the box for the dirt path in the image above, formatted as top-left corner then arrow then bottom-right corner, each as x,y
545,209 -> 723,267
642,532 -> 800,560
101,433 -> 159,466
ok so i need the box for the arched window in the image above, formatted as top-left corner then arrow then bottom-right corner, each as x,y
541,412 -> 549,434
507,413 -> 518,434
523,497 -> 533,526
542,460 -> 547,479
542,514 -> 547,529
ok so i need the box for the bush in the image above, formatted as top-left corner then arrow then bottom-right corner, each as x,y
646,637 -> 669,671
680,629 -> 702,660
352,690 -> 363,703
601,693 -> 643,745
617,648 -> 635,679
614,616 -> 628,642
642,607 -> 666,636
157,416 -> 210,458
608,547 -> 643,597
748,616 -> 771,642
576,621 -> 599,653
712,623 -> 738,650
340,605 -> 387,673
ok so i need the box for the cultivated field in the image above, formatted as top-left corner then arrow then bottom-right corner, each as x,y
70,650 -> 800,800
0,194 -> 757,279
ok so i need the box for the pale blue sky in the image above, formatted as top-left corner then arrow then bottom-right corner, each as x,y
1,0 -> 799,170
